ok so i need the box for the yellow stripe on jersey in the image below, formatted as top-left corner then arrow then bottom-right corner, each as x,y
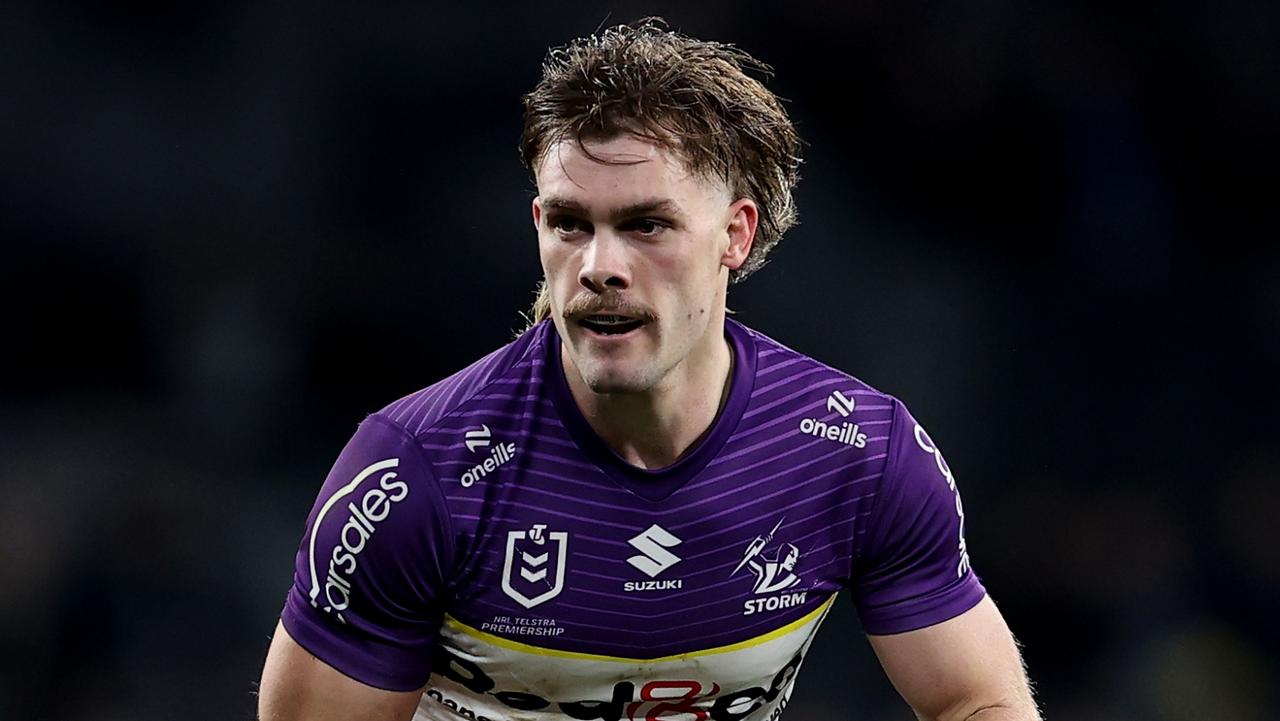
443,593 -> 837,663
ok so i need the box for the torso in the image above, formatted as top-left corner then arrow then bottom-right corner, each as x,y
387,320 -> 894,721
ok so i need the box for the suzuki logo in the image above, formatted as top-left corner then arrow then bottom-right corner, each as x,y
626,524 -> 682,578
826,390 -> 856,417
465,425 -> 491,453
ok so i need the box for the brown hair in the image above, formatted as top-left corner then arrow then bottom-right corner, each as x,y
520,17 -> 802,325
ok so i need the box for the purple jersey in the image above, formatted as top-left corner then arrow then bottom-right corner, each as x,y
280,319 -> 984,720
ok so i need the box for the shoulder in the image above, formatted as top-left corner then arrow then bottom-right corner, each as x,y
735,322 -> 957,493
733,319 -> 904,423
373,322 -> 552,438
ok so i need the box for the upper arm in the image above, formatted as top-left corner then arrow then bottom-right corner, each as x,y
852,400 -> 985,634
270,413 -> 454,697
867,596 -> 1039,721
259,620 -> 423,721
851,401 -> 1037,719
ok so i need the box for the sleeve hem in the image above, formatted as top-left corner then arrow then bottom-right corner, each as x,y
281,589 -> 432,693
859,574 -> 987,636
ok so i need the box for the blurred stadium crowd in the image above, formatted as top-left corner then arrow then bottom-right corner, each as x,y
1,1 -> 1276,719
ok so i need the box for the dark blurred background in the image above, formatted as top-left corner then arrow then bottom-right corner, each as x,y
2,1 -> 1277,719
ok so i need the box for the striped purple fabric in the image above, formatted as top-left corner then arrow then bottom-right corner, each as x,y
280,318 -> 985,707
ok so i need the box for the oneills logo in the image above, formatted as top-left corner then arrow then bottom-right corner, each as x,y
465,425 -> 492,453
461,441 -> 517,487
798,389 -> 867,448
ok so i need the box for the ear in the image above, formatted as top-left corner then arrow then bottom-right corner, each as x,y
721,197 -> 758,271
531,196 -> 543,231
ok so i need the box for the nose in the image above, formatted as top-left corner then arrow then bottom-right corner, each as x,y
578,232 -> 631,294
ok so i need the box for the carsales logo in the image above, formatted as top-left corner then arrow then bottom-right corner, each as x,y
306,458 -> 410,623
913,424 -> 972,577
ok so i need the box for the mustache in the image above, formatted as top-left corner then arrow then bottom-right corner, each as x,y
562,293 -> 657,323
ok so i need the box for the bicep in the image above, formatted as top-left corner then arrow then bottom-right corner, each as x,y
866,596 -> 1038,721
259,621 -> 424,721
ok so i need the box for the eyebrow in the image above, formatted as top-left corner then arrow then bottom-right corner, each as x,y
540,197 -> 682,222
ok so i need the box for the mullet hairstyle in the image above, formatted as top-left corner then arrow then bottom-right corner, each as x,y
519,17 -> 802,327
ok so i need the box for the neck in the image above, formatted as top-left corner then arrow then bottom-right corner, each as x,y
562,321 -> 735,470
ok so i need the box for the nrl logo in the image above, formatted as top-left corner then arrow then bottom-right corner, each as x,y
501,523 -> 569,608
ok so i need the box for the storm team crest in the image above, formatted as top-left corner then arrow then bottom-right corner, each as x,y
733,517 -> 802,594
501,523 -> 569,608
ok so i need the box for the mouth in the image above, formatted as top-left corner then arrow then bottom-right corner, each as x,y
576,313 -> 648,337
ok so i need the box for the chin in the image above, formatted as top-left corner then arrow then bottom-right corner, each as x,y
581,370 -> 652,395
576,359 -> 660,395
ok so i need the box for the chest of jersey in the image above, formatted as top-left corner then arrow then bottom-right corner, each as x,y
440,415 -> 878,647
418,415 -> 883,721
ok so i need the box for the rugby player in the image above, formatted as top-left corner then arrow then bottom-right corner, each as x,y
259,18 -> 1040,721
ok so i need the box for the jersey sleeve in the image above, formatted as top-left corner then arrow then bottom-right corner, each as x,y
851,399 -> 986,635
279,413 -> 455,691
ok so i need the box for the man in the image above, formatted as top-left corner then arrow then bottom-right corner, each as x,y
259,19 -> 1040,721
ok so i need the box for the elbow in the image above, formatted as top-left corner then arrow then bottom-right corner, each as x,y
953,698 -> 1042,721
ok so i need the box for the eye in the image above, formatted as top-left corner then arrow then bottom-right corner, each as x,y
548,215 -> 589,236
624,218 -> 668,236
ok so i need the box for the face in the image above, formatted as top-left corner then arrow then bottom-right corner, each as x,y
782,545 -> 799,571
532,135 -> 757,395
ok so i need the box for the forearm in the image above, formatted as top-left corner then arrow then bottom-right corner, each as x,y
870,599 -> 1041,721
